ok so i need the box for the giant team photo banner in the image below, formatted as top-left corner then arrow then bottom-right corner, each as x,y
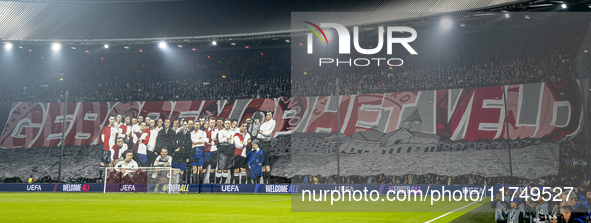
0,80 -> 585,149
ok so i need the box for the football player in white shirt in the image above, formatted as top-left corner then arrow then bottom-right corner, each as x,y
101,116 -> 119,166
132,122 -> 150,167
144,117 -> 152,139
216,118 -> 224,132
258,111 -> 276,184
120,116 -> 130,140
217,119 -> 235,184
230,119 -> 239,133
115,114 -> 123,128
147,119 -> 158,153
112,137 -> 128,162
137,115 -> 144,126
204,118 -> 219,184
213,117 -> 225,183
154,148 -> 172,167
232,122 -> 251,184
131,117 -> 140,134
115,150 -> 139,177
189,122 -> 206,183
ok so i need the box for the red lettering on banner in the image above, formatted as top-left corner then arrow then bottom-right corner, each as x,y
0,80 -> 584,149
240,98 -> 276,123
199,100 -> 220,118
463,86 -> 504,141
446,90 -> 477,141
273,97 -> 307,136
0,102 -> 45,148
68,102 -> 110,146
218,100 -> 235,119
110,102 -> 141,120
383,92 -> 419,134
169,101 -> 205,121
31,102 -> 77,148
305,96 -> 351,133
505,85 -> 537,140
141,101 -> 175,121
343,94 -> 383,135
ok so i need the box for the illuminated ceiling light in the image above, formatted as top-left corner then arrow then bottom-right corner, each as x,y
52,43 -> 61,51
124,46 -> 129,49
285,39 -> 290,42
104,44 -> 109,49
71,46 -> 76,49
212,41 -> 217,46
231,42 -> 236,46
440,18 -> 453,30
505,13 -> 510,18
158,41 -> 167,49
4,43 -> 12,49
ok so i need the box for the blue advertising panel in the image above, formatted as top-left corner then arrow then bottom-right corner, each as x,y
0,183 -> 104,192
0,183 -> 503,196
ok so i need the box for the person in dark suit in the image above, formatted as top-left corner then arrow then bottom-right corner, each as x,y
172,121 -> 191,183
155,119 -> 176,156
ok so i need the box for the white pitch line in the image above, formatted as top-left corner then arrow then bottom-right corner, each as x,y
424,200 -> 480,223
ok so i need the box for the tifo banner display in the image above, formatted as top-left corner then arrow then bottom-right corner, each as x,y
0,80 -> 585,148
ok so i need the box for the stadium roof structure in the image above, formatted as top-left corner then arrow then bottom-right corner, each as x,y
0,0 -> 531,43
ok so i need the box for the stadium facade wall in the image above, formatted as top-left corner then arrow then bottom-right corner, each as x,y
0,80 -> 585,149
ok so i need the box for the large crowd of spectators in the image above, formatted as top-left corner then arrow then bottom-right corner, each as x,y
292,24 -> 581,96
0,20 -> 586,102
0,51 -> 291,102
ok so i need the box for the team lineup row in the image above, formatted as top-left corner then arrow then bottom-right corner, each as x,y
100,111 -> 276,184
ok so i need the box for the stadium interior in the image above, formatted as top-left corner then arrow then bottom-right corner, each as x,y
0,0 -> 591,222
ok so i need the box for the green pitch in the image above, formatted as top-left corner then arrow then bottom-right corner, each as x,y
0,193 -> 493,222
